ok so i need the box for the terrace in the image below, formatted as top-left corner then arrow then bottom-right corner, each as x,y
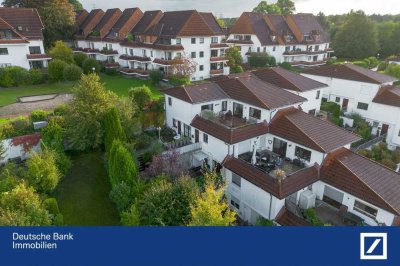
238,149 -> 306,178
199,109 -> 256,129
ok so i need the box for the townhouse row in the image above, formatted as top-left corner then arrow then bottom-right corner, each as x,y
0,8 -> 50,69
164,68 -> 400,226
72,8 -> 331,80
302,64 -> 400,148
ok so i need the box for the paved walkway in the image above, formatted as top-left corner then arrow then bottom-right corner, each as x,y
0,94 -> 73,118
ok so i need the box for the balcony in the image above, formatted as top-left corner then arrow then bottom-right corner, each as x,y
101,61 -> 120,68
210,43 -> 229,49
119,54 -> 152,62
99,49 -> 119,55
210,56 -> 227,62
224,39 -> 253,45
283,48 -> 334,56
238,149 -> 307,177
73,48 -> 100,54
200,110 -> 256,129
210,69 -> 224,75
289,59 -> 328,67
26,54 -> 52,61
153,58 -> 183,66
120,67 -> 150,77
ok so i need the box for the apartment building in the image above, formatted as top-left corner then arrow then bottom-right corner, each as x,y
164,73 -> 400,226
0,8 -> 50,69
73,8 -> 229,80
225,12 -> 332,67
302,64 -> 400,148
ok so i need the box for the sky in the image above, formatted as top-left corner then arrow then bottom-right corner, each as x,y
80,0 -> 400,17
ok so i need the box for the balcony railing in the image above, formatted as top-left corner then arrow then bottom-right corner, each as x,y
153,58 -> 183,66
101,61 -> 120,68
210,56 -> 227,62
100,49 -> 119,55
289,59 -> 328,67
210,69 -> 224,75
120,67 -> 150,76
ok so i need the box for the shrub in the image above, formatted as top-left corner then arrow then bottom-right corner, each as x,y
29,68 -> 45,85
0,66 -> 31,87
73,53 -> 87,67
304,208 -> 324,226
108,140 -> 138,188
149,70 -> 163,84
129,86 -> 152,110
352,61 -> 369,68
53,214 -> 64,225
321,102 -> 341,117
0,67 -> 14,87
109,182 -> 132,212
9,118 -> 34,137
104,68 -> 118,76
232,65 -> 244,73
48,59 -> 68,81
43,198 -> 60,215
168,75 -> 191,86
377,61 -> 389,71
248,53 -> 269,67
53,104 -> 68,116
121,202 -> 140,225
279,62 -> 295,71
256,217 -> 274,226
103,107 -> 126,152
134,134 -> 153,150
63,64 -> 83,81
384,63 -> 400,78
82,58 -> 101,74
49,41 -> 74,64
30,109 -> 47,122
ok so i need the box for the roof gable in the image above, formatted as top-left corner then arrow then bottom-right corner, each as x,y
164,83 -> 227,104
131,10 -> 163,35
0,8 -> 44,40
92,8 -> 122,39
373,85 -> 400,108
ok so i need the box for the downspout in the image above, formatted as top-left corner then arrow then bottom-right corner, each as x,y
268,194 -> 273,220
269,109 -> 278,123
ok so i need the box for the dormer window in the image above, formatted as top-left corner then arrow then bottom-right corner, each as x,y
17,26 -> 22,31
244,35 -> 251,41
271,35 -> 276,42
285,35 -> 293,42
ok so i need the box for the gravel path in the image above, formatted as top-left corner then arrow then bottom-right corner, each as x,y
0,94 -> 73,118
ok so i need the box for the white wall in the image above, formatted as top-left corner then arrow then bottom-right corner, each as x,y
285,88 -> 323,114
0,39 -> 46,69
0,138 -> 40,164
312,181 -> 396,226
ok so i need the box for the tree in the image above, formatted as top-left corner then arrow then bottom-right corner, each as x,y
108,140 -> 138,188
73,53 -> 88,67
168,53 -> 197,78
189,172 -> 236,226
317,12 -> 331,31
0,130 -> 5,161
225,46 -> 243,73
333,10 -> 379,59
103,107 -> 126,152
26,149 -> 61,193
68,0 -> 83,11
49,40 -> 74,64
116,98 -> 141,140
82,58 -> 101,74
63,64 -> 83,81
64,74 -> 117,151
146,149 -> 187,179
385,63 -> 400,78
138,177 -> 198,226
253,1 -> 281,14
277,0 -> 296,15
217,18 -> 226,28
129,86 -> 152,111
377,21 -> 400,57
121,202 -> 141,226
109,182 -> 132,212
0,183 -> 51,226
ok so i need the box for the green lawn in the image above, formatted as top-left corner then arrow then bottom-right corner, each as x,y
55,153 -> 120,226
0,74 -> 163,107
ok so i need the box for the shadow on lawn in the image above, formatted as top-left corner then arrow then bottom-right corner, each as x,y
55,152 -> 120,226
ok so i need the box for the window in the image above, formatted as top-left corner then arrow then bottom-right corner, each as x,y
316,90 -> 320,100
142,49 -> 147,56
249,107 -> 261,120
222,101 -> 227,111
354,200 -> 377,218
257,47 -> 260,52
203,133 -> 208,143
183,124 -> 191,137
173,119 -> 177,127
200,37 -> 205,44
295,146 -> 312,162
0,48 -> 8,55
129,49 -> 133,56
244,35 -> 251,41
232,173 -> 241,187
201,104 -> 213,111
168,97 -> 172,106
29,46 -> 41,54
211,50 -> 218,57
315,45 -> 320,51
191,38 -> 196,44
357,102 -> 369,110
211,37 -> 218,43
150,50 -> 153,57
273,46 -> 276,52
191,52 -> 196,58
199,65 -> 204,71
230,196 -> 240,210
335,97 -> 340,103
263,47 -> 266,53
308,109 -> 316,116
176,52 -> 182,59
199,51 -> 204,58
176,38 -> 181,44
285,46 -> 290,52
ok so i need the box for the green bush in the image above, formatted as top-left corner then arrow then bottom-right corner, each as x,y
53,104 -> 68,116
232,65 -> 243,73
109,181 -> 132,212
134,134 -> 154,150
248,53 -> 269,67
305,208 -> 324,226
108,140 -> 138,188
30,109 -> 47,122
29,68 -> 45,85
48,59 -> 68,81
53,214 -> 64,225
321,102 -> 341,117
256,217 -> 274,226
43,198 -> 60,215
279,62 -> 295,71
149,70 -> 163,84
73,53 -> 88,67
0,66 -> 31,87
104,68 -> 118,76
9,118 -> 34,137
82,58 -> 101,74
377,61 -> 389,71
63,64 -> 83,81
103,107 -> 126,152
384,63 -> 400,78
353,61 -> 369,68
168,75 -> 191,86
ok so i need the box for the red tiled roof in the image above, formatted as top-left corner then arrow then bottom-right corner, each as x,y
131,10 -> 163,35
164,83 -> 227,103
223,156 -> 319,198
252,67 -> 327,92
0,8 -> 44,40
321,148 -> 400,215
191,116 -> 268,144
90,8 -> 122,39
302,64 -> 397,84
372,85 -> 400,108
106,8 -> 143,40
276,208 -> 310,226
76,10 -> 89,27
216,75 -> 306,110
269,108 -> 360,153
78,9 -> 105,38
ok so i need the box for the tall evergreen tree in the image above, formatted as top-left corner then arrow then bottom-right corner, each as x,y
103,107 -> 126,153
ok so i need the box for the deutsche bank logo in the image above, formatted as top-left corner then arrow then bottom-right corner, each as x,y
360,233 -> 387,260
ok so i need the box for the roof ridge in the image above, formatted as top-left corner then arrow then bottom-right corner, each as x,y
335,153 -> 400,215
182,86 -> 194,103
273,68 -> 302,92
